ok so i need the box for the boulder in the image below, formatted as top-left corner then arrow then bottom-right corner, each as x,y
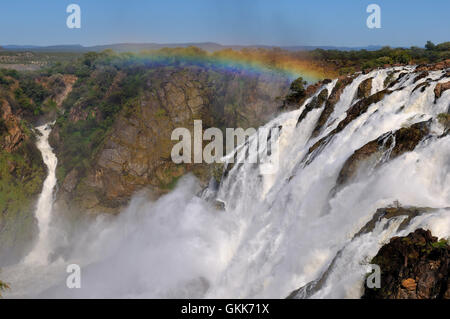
434,81 -> 450,100
356,77 -> 373,99
362,228 -> 449,299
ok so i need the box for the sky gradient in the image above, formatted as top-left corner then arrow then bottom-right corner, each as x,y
0,0 -> 449,47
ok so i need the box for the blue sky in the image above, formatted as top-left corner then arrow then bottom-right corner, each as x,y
0,0 -> 448,47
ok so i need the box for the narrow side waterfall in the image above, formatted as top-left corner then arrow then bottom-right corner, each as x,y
25,123 -> 58,265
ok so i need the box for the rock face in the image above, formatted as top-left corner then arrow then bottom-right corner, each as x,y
0,100 -> 26,153
362,229 -> 449,299
336,120 -> 430,186
52,67 -> 291,213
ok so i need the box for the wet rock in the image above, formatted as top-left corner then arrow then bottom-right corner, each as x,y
362,228 -> 449,299
434,81 -> 450,100
306,89 -> 391,162
287,206 -> 442,300
412,81 -> 430,93
354,206 -> 429,237
383,71 -> 396,88
296,88 -> 328,126
387,72 -> 408,88
338,89 -> 390,132
311,76 -> 354,137
0,99 -> 27,152
336,138 -> 380,186
213,199 -> 226,210
413,71 -> 429,83
62,168 -> 79,193
356,77 -> 373,99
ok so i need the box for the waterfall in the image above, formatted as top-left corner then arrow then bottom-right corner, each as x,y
25,123 -> 58,265
206,67 -> 450,298
3,66 -> 449,298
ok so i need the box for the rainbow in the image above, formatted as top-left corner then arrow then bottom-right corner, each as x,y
107,47 -> 332,83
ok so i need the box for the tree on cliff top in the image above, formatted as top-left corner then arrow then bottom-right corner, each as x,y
286,77 -> 307,103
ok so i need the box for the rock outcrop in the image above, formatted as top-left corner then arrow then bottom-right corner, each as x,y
311,76 -> 354,137
306,89 -> 390,161
434,81 -> 450,100
356,77 -> 373,99
0,99 -> 27,153
296,88 -> 328,126
362,228 -> 449,299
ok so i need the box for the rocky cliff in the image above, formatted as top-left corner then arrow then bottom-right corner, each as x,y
49,65 -> 296,214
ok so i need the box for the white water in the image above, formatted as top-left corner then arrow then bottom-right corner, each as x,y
3,67 -> 450,298
24,123 -> 58,265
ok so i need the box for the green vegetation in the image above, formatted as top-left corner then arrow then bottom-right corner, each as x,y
301,41 -> 450,74
13,78 -> 50,115
431,239 -> 449,250
0,142 -> 45,217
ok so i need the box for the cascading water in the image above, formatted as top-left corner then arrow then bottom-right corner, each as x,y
3,67 -> 449,298
24,123 -> 58,265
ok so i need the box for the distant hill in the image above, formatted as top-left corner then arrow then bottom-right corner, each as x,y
1,42 -> 385,53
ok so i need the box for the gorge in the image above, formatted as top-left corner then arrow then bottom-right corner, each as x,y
0,60 -> 448,298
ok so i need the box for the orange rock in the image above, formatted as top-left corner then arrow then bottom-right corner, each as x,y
401,278 -> 417,291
